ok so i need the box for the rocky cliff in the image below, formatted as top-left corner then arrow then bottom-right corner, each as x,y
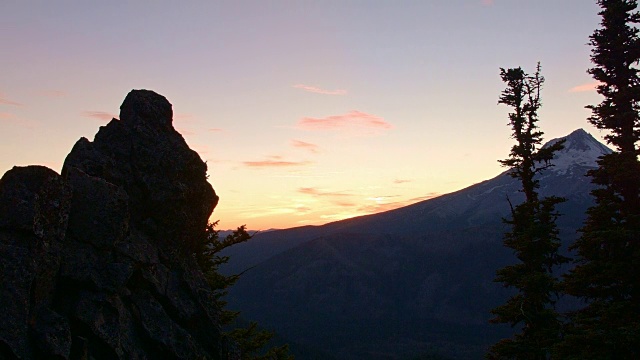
0,90 -> 237,359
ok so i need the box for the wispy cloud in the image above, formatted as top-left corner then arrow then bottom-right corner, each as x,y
569,81 -> 600,93
290,191 -> 444,225
296,205 -> 313,214
291,139 -> 320,153
297,187 -> 440,217
293,84 -> 347,95
357,193 -> 440,214
208,128 -> 224,132
236,203 -> 314,219
297,111 -> 392,132
407,194 -> 441,202
0,93 -> 22,106
334,201 -> 358,207
0,112 -> 13,119
393,179 -> 412,184
298,187 -> 354,197
82,111 -> 116,121
357,202 -> 403,214
243,159 -> 312,168
481,0 -> 494,6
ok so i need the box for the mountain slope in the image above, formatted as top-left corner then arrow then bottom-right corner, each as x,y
223,129 -> 606,273
224,128 -> 610,360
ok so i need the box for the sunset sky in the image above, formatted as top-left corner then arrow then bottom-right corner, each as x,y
1,1 -> 605,230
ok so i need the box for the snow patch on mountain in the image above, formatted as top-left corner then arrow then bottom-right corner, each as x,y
545,128 -> 612,175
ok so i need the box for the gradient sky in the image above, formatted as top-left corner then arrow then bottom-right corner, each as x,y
1,1 -> 605,230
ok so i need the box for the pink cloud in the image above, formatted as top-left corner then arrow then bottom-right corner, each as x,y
393,179 -> 412,184
243,159 -> 311,168
481,0 -> 494,6
298,187 -> 323,196
0,112 -> 13,119
291,139 -> 320,153
0,93 -> 22,106
82,111 -> 116,121
297,111 -> 392,131
208,128 -> 224,132
293,84 -> 347,95
569,81 -> 601,93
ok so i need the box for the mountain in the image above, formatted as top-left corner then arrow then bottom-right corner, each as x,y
222,128 -> 610,360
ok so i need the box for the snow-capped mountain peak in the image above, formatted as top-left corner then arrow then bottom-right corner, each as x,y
545,128 -> 612,175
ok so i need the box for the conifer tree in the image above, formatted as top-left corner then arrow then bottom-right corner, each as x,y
488,64 -> 568,360
559,1 -> 640,358
195,222 -> 294,360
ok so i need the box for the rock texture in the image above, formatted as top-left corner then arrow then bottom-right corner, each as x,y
0,90 -> 237,359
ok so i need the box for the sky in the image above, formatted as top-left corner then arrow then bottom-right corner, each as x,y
1,1 -> 606,230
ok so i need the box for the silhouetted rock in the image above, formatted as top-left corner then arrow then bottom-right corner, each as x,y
0,90 -> 236,359
64,89 -> 217,256
0,165 -> 71,359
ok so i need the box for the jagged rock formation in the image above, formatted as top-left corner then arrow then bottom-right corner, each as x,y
0,90 -> 237,359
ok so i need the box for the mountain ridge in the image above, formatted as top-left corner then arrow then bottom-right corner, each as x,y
223,128 -> 610,360
222,128 -> 609,274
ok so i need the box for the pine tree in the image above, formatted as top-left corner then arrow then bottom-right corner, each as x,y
488,64 -> 568,360
558,1 -> 640,358
195,222 -> 294,360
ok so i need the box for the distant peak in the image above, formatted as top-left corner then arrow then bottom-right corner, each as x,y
547,128 -> 610,152
564,128 -> 597,142
567,128 -> 588,137
543,128 -> 612,174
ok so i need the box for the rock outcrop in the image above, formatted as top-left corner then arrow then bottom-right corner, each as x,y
0,90 -> 237,359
